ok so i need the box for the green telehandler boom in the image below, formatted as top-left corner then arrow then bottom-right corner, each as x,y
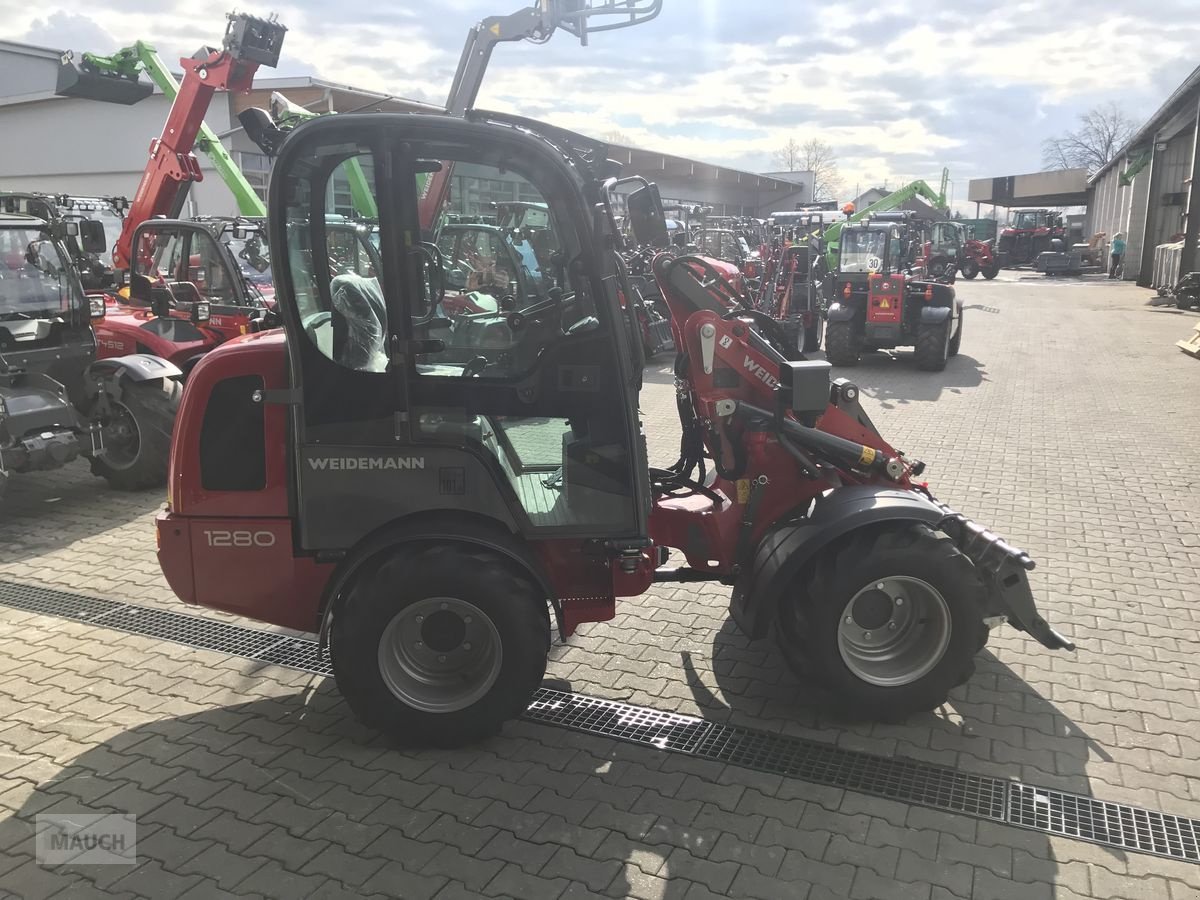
67,40 -> 268,218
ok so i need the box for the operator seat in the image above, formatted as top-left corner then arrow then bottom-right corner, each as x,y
329,272 -> 388,372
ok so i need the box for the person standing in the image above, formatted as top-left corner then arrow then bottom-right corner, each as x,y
1110,233 -> 1126,279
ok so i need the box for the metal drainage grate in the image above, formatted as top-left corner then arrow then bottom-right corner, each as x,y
0,579 -> 1197,864
527,689 -> 1005,821
0,579 -> 333,677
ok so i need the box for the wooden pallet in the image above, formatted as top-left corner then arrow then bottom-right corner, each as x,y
1178,321 -> 1200,358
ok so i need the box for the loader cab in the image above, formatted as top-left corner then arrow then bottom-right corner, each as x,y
266,113 -> 651,550
128,219 -> 271,340
0,215 -> 98,391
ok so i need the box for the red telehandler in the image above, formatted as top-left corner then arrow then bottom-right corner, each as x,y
57,13 -> 287,372
156,1 -> 1071,748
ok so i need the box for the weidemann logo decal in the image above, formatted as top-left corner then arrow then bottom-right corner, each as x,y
308,456 -> 426,471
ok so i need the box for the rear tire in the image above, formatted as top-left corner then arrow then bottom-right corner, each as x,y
777,523 -> 987,721
914,316 -> 950,371
823,319 -> 859,366
981,265 -> 999,280
89,377 -> 181,491
948,312 -> 962,357
331,544 -> 550,748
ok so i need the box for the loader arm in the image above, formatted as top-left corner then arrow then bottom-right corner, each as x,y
418,0 -> 663,229
64,14 -> 286,270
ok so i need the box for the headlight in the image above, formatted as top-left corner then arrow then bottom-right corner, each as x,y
89,296 -> 106,319
192,301 -> 211,323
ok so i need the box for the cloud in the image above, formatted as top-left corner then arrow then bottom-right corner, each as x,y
3,0 -> 1198,206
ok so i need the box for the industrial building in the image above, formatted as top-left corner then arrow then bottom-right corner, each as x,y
0,37 -> 810,221
1087,65 -> 1200,287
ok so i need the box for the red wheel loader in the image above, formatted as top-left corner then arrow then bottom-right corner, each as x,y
154,113 -> 1071,745
155,3 -> 1071,747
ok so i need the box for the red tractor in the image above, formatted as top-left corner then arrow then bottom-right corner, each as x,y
155,110 -> 1071,748
824,216 -> 963,371
957,228 -> 1000,280
995,209 -> 1064,268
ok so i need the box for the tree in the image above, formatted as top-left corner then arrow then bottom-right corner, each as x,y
800,138 -> 843,202
773,138 -> 802,171
1042,102 -> 1137,174
773,137 -> 843,201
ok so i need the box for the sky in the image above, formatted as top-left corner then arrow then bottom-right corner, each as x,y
4,0 -> 1199,208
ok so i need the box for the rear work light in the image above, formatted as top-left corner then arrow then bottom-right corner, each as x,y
88,296 -> 106,319
192,301 -> 211,323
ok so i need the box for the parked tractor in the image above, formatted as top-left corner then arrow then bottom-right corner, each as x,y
995,209 -> 1065,268
824,217 -> 963,371
955,222 -> 1000,280
0,213 -> 180,494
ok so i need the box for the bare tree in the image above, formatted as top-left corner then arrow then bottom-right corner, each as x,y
773,137 -> 843,201
773,137 -> 802,171
800,138 -> 843,202
1042,102 -> 1137,173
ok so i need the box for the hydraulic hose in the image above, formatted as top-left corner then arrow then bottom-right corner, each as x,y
737,401 -> 901,480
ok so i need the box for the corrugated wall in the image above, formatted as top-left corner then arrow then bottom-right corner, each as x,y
1087,155 -> 1143,279
1148,129 -> 1193,249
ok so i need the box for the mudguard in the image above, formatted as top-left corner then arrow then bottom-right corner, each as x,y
731,483 -> 1074,651
317,511 -> 560,648
731,485 -> 944,639
825,301 -> 858,323
88,354 -> 183,384
919,305 -> 953,325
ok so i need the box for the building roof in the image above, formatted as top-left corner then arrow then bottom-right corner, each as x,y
1091,63 -> 1200,183
0,38 -> 60,59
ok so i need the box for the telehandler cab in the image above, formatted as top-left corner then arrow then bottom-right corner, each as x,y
156,111 -> 1071,746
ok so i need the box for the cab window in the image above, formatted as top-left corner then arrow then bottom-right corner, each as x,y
286,153 -> 388,373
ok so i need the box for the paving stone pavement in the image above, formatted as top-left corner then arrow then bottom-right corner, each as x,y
0,274 -> 1196,898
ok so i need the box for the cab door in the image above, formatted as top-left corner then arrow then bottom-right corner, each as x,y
268,115 -> 650,552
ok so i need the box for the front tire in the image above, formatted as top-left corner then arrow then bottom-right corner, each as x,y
777,524 -> 987,720
824,319 -> 859,366
89,377 -> 181,490
960,260 -> 979,279
331,544 -> 550,748
948,311 -> 962,357
914,316 -> 950,371
981,265 -> 999,280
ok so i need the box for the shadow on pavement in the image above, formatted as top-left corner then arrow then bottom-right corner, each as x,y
0,677 -> 839,900
0,465 -> 162,565
820,352 -> 988,409
688,616 -> 1113,799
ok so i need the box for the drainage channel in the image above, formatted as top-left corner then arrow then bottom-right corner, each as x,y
0,579 -> 1196,865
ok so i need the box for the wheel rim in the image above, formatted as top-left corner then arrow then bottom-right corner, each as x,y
377,596 -> 503,713
837,576 -> 952,687
101,400 -> 142,470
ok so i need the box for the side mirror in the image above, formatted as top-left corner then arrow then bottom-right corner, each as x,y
627,183 -> 669,249
79,219 -> 107,254
413,243 -> 445,317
